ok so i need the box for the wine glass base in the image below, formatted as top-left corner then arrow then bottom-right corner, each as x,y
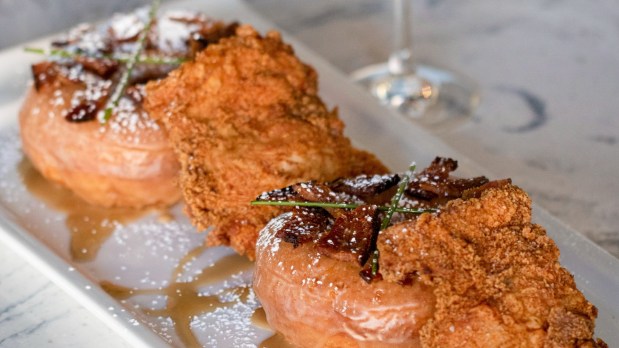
351,63 -> 480,132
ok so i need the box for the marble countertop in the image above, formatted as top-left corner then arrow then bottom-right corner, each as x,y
1,0 -> 618,346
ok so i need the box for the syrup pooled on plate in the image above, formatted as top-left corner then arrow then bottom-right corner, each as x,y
15,150 -> 274,346
101,245 -> 255,347
18,157 -> 160,261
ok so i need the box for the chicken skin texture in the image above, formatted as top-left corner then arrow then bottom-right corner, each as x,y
378,184 -> 606,347
145,25 -> 386,259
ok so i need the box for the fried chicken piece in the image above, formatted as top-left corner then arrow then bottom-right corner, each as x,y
145,25 -> 387,259
378,183 -> 605,347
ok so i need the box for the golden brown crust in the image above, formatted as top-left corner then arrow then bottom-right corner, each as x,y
378,184 -> 602,347
145,25 -> 386,259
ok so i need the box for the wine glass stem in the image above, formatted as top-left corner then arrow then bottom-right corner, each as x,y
388,0 -> 415,77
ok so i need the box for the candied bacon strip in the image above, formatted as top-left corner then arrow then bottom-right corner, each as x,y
293,182 -> 335,202
328,174 -> 400,198
31,61 -> 85,91
292,181 -> 355,218
31,62 -> 60,91
407,157 -> 489,201
51,39 -> 71,47
188,22 -> 239,57
422,157 -> 458,178
65,98 -> 107,122
75,56 -> 119,79
63,80 -> 110,122
276,207 -> 331,248
255,184 -> 299,202
258,175 -> 400,208
65,102 -> 98,122
409,177 -> 490,199
316,205 -> 380,266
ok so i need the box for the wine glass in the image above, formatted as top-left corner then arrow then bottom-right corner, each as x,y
351,0 -> 479,132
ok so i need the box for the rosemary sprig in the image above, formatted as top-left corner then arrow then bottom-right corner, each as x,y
250,199 -> 434,214
101,0 -> 160,123
24,47 -> 186,65
367,164 -> 416,277
380,164 -> 416,230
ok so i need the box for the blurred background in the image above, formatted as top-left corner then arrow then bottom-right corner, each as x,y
0,0 -> 390,73
0,0 -> 154,48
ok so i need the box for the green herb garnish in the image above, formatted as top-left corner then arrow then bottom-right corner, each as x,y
380,164 -> 416,230
250,199 -> 434,214
24,47 -> 186,65
101,0 -> 160,123
366,164 -> 416,277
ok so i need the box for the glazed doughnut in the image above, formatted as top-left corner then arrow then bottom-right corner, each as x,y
254,212 -> 436,348
19,9 -> 237,207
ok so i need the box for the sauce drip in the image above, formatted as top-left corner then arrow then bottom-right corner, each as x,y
259,334 -> 294,348
251,308 -> 294,348
19,160 -> 287,345
251,307 -> 270,330
18,158 -> 162,262
101,246 -> 253,347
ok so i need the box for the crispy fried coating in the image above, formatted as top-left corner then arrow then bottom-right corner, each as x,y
378,184 -> 605,347
145,25 -> 386,259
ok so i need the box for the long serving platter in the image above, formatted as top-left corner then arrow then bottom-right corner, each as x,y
0,0 -> 617,346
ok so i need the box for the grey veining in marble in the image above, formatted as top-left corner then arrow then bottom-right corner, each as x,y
0,243 -> 131,348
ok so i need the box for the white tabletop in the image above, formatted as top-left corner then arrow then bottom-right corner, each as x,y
1,0 -> 618,346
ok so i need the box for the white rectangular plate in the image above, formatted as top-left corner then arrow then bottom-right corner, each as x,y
0,0 -> 617,347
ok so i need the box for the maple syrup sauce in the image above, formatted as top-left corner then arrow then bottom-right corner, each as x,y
18,158 -> 166,262
101,245 -> 253,347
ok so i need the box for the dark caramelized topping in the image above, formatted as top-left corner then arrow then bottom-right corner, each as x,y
188,22 -> 240,57
293,182 -> 336,203
256,184 -> 298,202
30,10 -> 239,123
75,56 -> 119,79
51,39 -> 71,47
276,207 -> 331,248
256,157 -> 494,282
316,205 -> 380,265
31,62 -> 60,91
407,157 -> 489,202
329,174 -> 400,199
65,95 -> 109,122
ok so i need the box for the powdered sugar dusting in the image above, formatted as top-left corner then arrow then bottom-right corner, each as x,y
37,7 -> 232,137
109,10 -> 147,43
105,96 -> 160,139
157,11 -> 203,53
